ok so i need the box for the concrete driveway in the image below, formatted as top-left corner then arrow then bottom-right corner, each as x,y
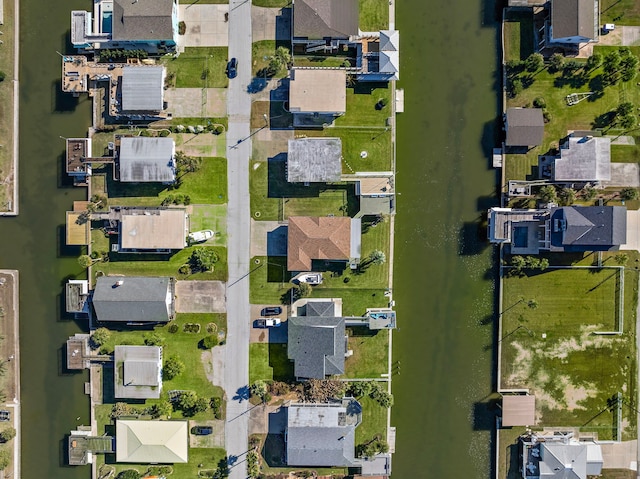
248,405 -> 286,435
250,219 -> 288,256
179,4 -> 229,47
249,304 -> 288,343
622,209 -> 640,252
165,88 -> 228,118
175,280 -> 226,313
603,163 -> 640,188
251,6 -> 291,42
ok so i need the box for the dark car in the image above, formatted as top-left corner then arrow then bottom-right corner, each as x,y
226,58 -> 237,79
261,306 -> 282,316
191,426 -> 213,435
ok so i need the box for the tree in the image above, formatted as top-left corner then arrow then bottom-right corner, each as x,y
582,186 -> 597,201
368,250 -> 386,265
117,470 -> 141,479
371,387 -> 394,408
144,332 -> 165,346
250,380 -> 268,400
603,50 -> 622,84
193,397 -> 209,414
267,46 -> 292,75
348,381 -> 374,397
621,187 -> 639,200
0,428 -> 16,443
532,97 -> 546,109
615,253 -> 629,265
586,53 -> 602,71
617,102 -> 634,117
549,53 -> 565,72
163,355 -> 185,380
91,328 -> 111,349
149,400 -> 172,419
0,450 -> 8,470
620,114 -> 636,129
538,185 -> 558,203
558,187 -> 576,206
525,53 -> 544,72
620,49 -> 639,81
78,255 -> 94,268
293,282 -> 312,300
175,151 -> 201,179
175,390 -> 198,411
563,59 -> 582,75
189,247 -> 219,272
527,299 -> 538,309
509,77 -> 523,97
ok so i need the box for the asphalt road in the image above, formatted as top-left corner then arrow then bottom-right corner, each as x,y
224,1 -> 253,477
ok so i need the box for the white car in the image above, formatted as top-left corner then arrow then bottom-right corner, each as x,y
255,318 -> 281,328
188,230 -> 214,243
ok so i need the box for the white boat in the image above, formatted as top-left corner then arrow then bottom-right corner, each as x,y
188,230 -> 214,243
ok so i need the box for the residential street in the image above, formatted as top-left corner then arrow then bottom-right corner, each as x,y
224,0 -> 253,477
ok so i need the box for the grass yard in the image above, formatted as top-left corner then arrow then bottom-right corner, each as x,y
307,288 -> 389,316
344,328 -> 389,378
251,41 -> 290,78
249,343 -> 294,383
504,46 -> 640,180
354,396 -> 387,447
601,0 -> 640,25
503,10 -> 534,63
92,156 -> 227,207
334,85 -> 392,128
162,47 -> 229,88
501,268 -> 637,439
249,159 -> 358,221
252,0 -> 290,6
359,0 -> 389,31
189,204 -> 228,245
93,246 -> 228,282
293,55 -> 350,68
249,256 -> 292,305
497,427 -> 527,479
0,0 -> 15,211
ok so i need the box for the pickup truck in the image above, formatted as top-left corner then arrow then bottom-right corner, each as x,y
255,317 -> 281,328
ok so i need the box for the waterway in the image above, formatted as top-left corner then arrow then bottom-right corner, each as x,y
0,0 -> 92,478
0,0 -> 501,477
391,0 -> 501,477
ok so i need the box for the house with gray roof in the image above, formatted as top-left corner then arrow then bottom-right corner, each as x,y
287,138 -> 342,183
549,0 -> 598,44
121,67 -> 165,113
292,0 -> 358,51
114,345 -> 162,399
286,399 -> 361,467
118,137 -> 175,183
553,136 -> 611,184
92,276 -> 175,324
505,108 -> 544,147
71,0 -> 178,52
487,205 -> 627,253
521,433 -> 603,479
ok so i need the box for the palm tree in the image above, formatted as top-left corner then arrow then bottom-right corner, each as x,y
369,250 -> 386,265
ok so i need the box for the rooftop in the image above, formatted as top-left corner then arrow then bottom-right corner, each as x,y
116,420 -> 188,464
551,0 -> 597,41
550,206 -> 627,251
119,137 -> 176,183
553,136 -> 611,182
121,67 -> 165,112
112,0 -> 175,42
287,216 -> 354,271
288,316 -> 346,379
502,395 -> 536,427
293,0 -> 358,40
505,108 -> 544,147
114,345 -> 162,399
289,69 -> 347,115
287,137 -> 343,183
118,208 -> 187,251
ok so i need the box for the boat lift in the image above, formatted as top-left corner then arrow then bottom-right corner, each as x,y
566,92 -> 594,106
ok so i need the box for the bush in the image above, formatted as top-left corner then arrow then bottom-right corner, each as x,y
214,125 -> 224,135
178,264 -> 190,275
549,53 -> 565,72
144,332 -> 165,346
621,187 -> 639,200
189,247 -> 219,272
250,380 -> 268,400
183,323 -> 201,333
0,71 -> 6,82
0,428 -> 16,443
117,470 -> 140,479
163,355 -> 185,380
532,97 -> 546,109
178,21 -> 186,35
159,129 -> 170,137
91,328 -> 111,349
201,335 -> 218,349
525,53 -> 543,72
0,450 -> 9,470
168,323 -> 179,334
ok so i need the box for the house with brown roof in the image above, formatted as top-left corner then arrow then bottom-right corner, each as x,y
289,69 -> 347,128
287,216 -> 361,271
292,0 -> 359,52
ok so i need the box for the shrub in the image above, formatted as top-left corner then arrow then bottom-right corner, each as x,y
178,21 -> 186,35
189,247 -> 219,272
214,125 -> 224,135
168,323 -> 179,333
144,332 -> 165,346
525,53 -> 543,72
621,187 -> 639,200
91,328 -> 111,349
201,335 -> 218,349
0,71 -> 6,82
178,264 -> 190,275
250,380 -> 268,400
532,97 -> 546,109
163,355 -> 185,380
183,323 -> 201,333
159,129 -> 170,137
549,53 -> 565,72
117,470 -> 140,479
0,428 -> 16,442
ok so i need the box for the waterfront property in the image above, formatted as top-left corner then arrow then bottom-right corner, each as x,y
121,67 -> 165,114
353,175 -> 395,216
289,69 -> 347,128
118,137 -> 176,183
548,0 -> 598,44
115,419 -> 188,463
287,137 -> 343,183
71,0 -> 178,53
285,399 -> 361,467
114,345 -> 162,399
505,108 -> 544,148
92,276 -> 176,324
488,205 -> 627,253
551,135 -> 611,184
287,216 -> 361,271
292,0 -> 359,52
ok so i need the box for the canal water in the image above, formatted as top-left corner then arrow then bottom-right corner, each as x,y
0,0 -> 500,477
391,0 -> 500,478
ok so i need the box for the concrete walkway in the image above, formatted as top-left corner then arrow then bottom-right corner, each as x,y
178,4 -> 229,47
224,0 -> 253,476
165,88 -> 228,118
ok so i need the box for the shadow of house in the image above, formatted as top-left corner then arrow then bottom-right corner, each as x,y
267,226 -> 288,256
275,7 -> 292,46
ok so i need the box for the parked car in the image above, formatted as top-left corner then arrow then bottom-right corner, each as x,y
261,306 -> 282,316
191,426 -> 213,435
255,317 -> 281,328
226,58 -> 237,79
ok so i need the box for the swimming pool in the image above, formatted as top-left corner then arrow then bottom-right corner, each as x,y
102,11 -> 112,33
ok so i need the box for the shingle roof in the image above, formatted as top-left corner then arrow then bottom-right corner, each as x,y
286,402 -> 357,467
379,30 -> 399,52
539,442 -> 587,479
119,137 -> 176,183
287,138 -> 342,183
306,301 -> 335,317
550,206 -> 627,250
551,0 -> 596,41
114,345 -> 162,399
505,108 -> 544,146
93,276 -> 173,323
116,420 -> 188,463
553,136 -> 611,182
288,216 -> 352,271
121,67 -> 165,112
287,316 -> 345,379
112,0 -> 174,42
293,0 -> 358,40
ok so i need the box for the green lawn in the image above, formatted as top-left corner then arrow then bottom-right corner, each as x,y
601,0 -> 640,25
162,47 -> 229,88
252,0 -> 290,6
249,256 -> 292,305
293,55 -> 350,68
359,0 -> 389,31
503,10 -> 534,63
251,41 -> 290,78
501,268 -> 637,439
189,204 -> 228,244
92,156 -> 227,207
497,427 -> 527,479
334,85 -> 392,128
249,343 -> 294,383
93,246 -> 228,282
249,160 -> 358,221
504,48 -> 640,180
354,396 -> 387,447
345,328 -> 389,378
